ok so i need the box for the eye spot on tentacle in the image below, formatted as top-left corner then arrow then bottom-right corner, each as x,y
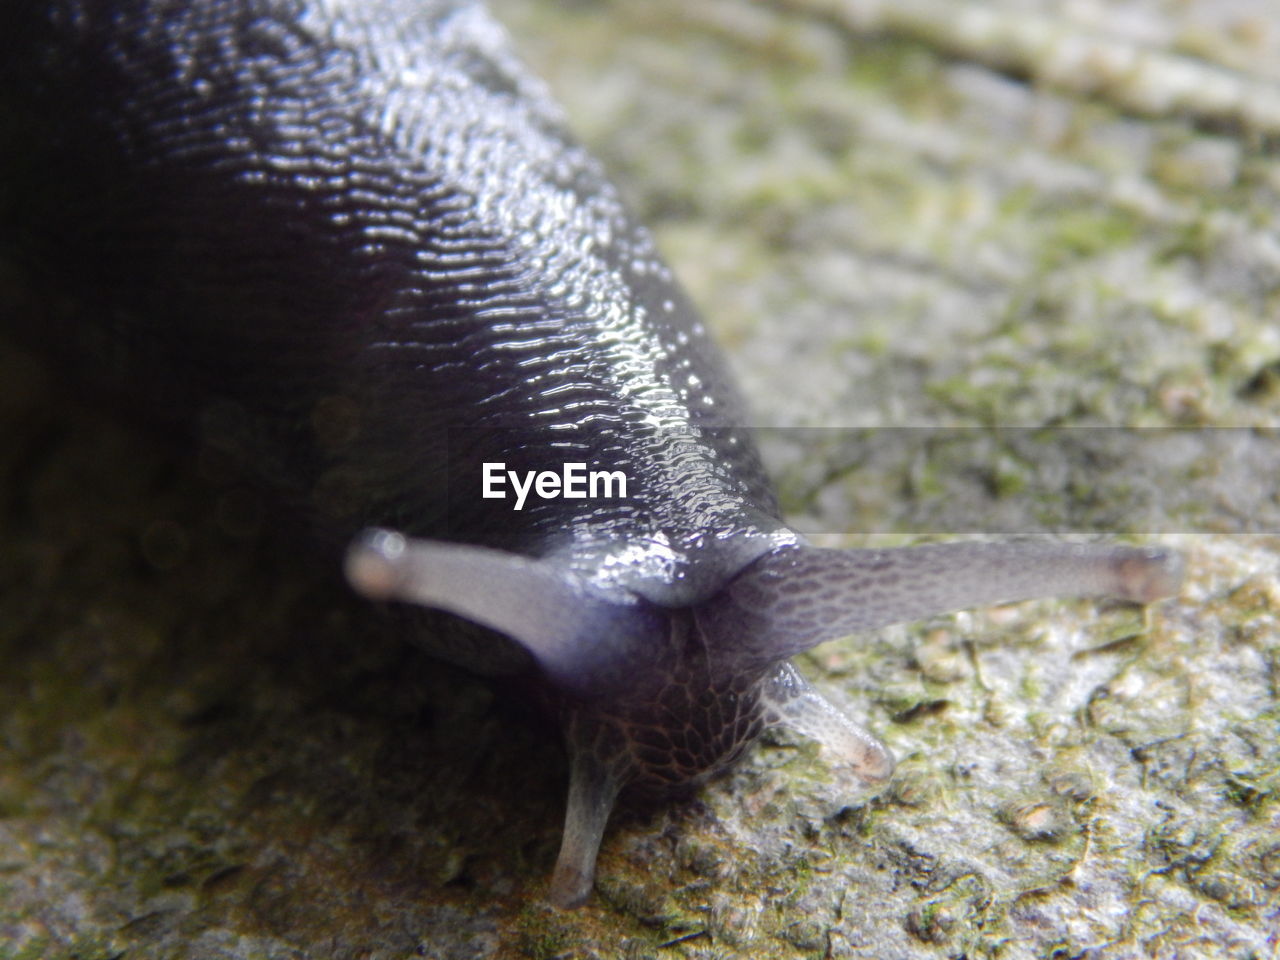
344,528 -> 407,599
1112,547 -> 1183,604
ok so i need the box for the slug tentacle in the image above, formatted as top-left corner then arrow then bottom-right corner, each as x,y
549,716 -> 630,909
345,528 -> 666,696
701,540 -> 1184,666
760,662 -> 895,785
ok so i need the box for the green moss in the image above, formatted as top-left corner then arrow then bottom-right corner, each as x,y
515,909 -> 574,960
0,938 -> 51,960
1040,207 -> 1142,268
845,37 -> 951,116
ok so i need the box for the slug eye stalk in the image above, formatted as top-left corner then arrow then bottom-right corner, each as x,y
697,539 -> 1184,667
345,528 -> 667,696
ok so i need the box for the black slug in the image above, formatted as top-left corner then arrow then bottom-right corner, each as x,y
0,0 -> 1182,908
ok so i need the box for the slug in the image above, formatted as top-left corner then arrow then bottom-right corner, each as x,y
0,0 -> 1182,908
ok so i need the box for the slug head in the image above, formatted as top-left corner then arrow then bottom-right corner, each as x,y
346,530 -> 1182,907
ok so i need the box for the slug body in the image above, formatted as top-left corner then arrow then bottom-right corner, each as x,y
1,0 -> 1181,907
